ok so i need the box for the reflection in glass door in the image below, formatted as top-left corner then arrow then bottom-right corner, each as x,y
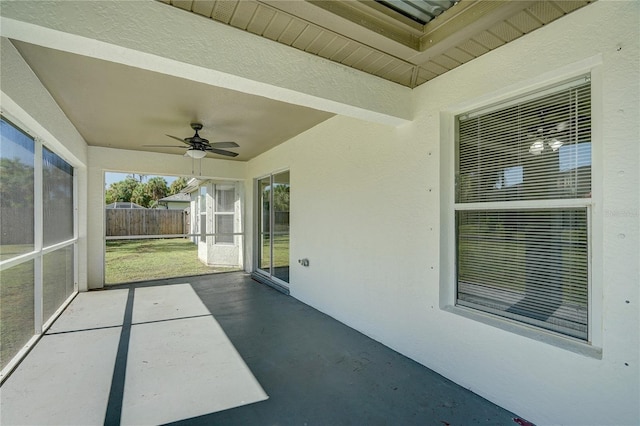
257,171 -> 289,285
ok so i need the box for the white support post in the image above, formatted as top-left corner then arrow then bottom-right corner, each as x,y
33,138 -> 43,334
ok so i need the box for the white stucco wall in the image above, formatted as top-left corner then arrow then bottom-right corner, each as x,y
246,2 -> 639,425
1,37 -> 89,291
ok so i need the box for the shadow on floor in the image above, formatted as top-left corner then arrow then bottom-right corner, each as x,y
4,272 -> 523,425
123,272 -> 523,426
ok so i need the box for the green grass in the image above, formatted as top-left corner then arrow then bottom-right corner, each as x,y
0,244 -> 34,262
0,261 -> 35,370
260,234 -> 289,269
105,238 -> 238,285
0,248 -> 73,370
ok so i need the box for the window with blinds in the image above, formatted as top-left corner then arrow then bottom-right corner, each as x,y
454,76 -> 591,340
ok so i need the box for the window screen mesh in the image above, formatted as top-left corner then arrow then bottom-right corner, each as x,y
0,117 -> 35,256
43,244 -> 74,322
215,187 -> 234,212
43,147 -> 74,246
215,214 -> 234,244
0,260 -> 35,370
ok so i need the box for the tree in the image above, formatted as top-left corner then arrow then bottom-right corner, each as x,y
105,177 -> 140,205
169,176 -> 188,195
145,176 -> 168,205
0,158 -> 34,208
105,175 -> 175,208
272,183 -> 290,212
127,173 -> 147,183
130,184 -> 151,207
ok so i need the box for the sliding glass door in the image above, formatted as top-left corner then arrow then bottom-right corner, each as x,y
256,171 -> 289,285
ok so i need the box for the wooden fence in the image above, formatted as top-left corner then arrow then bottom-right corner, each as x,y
106,209 -> 186,237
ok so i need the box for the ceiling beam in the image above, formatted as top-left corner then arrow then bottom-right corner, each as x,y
410,0 -> 538,64
273,0 -> 538,67
258,0 -> 421,58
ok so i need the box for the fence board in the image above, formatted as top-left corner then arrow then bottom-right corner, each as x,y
106,209 -> 185,236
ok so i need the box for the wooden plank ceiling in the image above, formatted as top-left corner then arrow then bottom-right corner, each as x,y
160,0 -> 593,88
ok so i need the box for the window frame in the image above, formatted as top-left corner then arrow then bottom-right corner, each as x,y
197,184 -> 207,243
439,63 -> 603,357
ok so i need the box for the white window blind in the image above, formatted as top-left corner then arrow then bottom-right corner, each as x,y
455,77 -> 591,340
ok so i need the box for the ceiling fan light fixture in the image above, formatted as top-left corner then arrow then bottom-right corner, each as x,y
548,138 -> 563,151
529,140 -> 545,155
186,148 -> 207,159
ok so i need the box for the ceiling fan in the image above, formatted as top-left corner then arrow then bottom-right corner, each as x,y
144,123 -> 239,158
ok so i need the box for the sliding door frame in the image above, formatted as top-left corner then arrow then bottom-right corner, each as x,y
253,169 -> 290,294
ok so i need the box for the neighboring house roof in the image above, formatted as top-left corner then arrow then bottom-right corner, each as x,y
105,202 -> 145,209
159,193 -> 190,202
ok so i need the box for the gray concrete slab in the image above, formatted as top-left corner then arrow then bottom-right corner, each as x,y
176,272 -> 523,425
1,272 -> 525,425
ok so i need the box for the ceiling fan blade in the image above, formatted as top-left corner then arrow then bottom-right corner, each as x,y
205,147 -> 239,157
166,134 -> 190,145
210,141 -> 239,148
142,145 -> 187,148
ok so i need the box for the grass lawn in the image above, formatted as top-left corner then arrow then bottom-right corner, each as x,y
0,248 -> 73,370
0,261 -> 34,370
105,238 -> 239,285
0,244 -> 34,262
260,235 -> 289,267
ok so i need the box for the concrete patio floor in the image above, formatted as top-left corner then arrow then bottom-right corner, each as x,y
1,272 -> 526,425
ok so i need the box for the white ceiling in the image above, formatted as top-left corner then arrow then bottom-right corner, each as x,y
13,40 -> 334,162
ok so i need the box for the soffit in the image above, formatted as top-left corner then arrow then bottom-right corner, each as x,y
161,0 -> 594,88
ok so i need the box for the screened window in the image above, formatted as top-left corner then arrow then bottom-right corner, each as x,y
43,147 -> 74,246
0,116 -> 77,374
0,118 -> 35,257
455,76 -> 591,340
214,186 -> 235,244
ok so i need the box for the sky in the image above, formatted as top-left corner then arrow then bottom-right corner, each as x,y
105,172 -> 178,188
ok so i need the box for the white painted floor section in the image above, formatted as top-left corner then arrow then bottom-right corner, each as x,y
0,283 -> 268,425
121,284 -> 268,425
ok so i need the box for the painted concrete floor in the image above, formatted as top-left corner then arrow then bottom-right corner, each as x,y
1,272 -> 525,425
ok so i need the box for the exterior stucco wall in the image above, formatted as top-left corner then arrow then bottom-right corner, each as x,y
246,2 -> 639,424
